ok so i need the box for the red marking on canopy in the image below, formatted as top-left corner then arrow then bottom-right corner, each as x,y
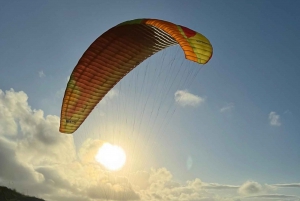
180,26 -> 197,38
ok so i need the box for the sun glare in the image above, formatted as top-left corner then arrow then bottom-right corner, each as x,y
95,143 -> 126,171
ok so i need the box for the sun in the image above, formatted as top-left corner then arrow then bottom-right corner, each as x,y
95,143 -> 126,171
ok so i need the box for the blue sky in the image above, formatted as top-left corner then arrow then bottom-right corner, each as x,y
0,1 -> 299,201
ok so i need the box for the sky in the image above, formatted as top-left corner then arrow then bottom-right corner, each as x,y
0,1 -> 300,201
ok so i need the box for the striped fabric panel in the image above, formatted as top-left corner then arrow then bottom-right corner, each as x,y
60,19 -> 213,134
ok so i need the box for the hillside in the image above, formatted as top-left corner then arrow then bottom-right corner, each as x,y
0,186 -> 45,201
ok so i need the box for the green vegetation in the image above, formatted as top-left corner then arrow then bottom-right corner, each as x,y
0,186 -> 44,201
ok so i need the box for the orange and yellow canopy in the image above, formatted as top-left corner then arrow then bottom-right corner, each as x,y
60,18 -> 213,134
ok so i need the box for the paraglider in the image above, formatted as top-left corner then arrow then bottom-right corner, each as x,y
59,18 -> 213,134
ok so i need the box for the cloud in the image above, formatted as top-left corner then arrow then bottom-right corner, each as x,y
55,88 -> 65,99
203,183 -> 239,190
86,181 -> 140,201
99,89 -> 119,105
238,181 -> 263,195
238,181 -> 275,196
0,88 -> 297,201
129,171 -> 150,190
0,89 -> 80,198
43,194 -> 88,201
0,88 -> 75,161
35,166 -> 77,193
78,138 -> 105,164
174,90 -> 205,107
149,167 -> 173,184
272,183 -> 300,188
129,169 -> 213,201
107,88 -> 119,99
220,103 -> 234,113
269,111 -> 281,126
0,88 -> 143,201
38,70 -> 45,78
245,194 -> 299,199
0,89 -> 177,200
139,173 -> 216,201
0,137 -> 44,183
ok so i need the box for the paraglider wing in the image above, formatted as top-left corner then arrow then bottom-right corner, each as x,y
59,18 -> 213,134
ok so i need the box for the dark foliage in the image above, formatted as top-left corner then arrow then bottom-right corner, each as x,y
0,186 -> 45,201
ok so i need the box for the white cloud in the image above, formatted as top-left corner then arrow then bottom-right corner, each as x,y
0,137 -> 44,183
238,181 -> 274,196
203,183 -> 239,190
55,88 -> 65,99
86,181 -> 139,201
99,89 -> 119,105
0,89 -> 80,199
238,181 -> 263,195
220,103 -> 234,113
39,70 -> 45,78
78,138 -> 105,164
106,88 -> 119,99
245,194 -> 299,199
272,183 -> 300,188
129,170 -> 150,190
0,88 -> 140,200
174,90 -> 205,107
269,111 -> 281,126
0,88 -> 297,201
0,92 -> 18,136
